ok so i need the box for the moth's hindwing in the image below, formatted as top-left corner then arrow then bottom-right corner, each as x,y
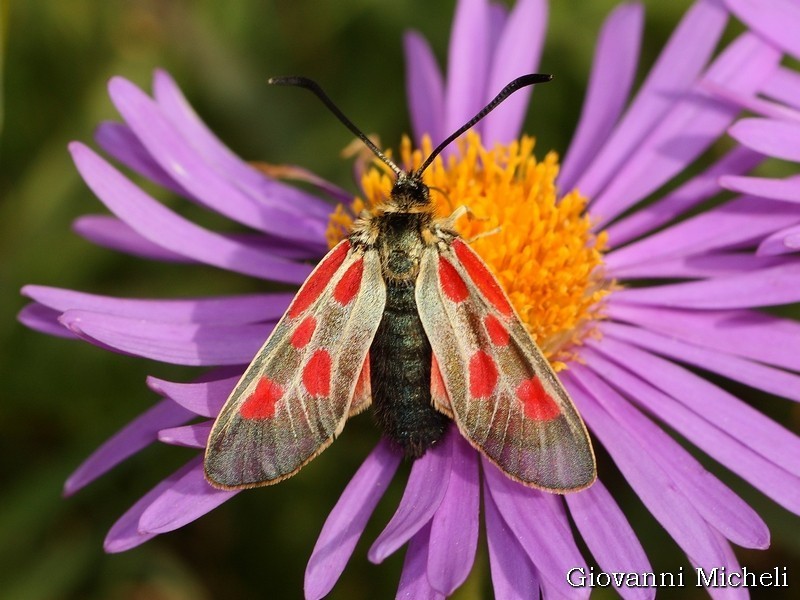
204,240 -> 386,489
416,238 -> 596,491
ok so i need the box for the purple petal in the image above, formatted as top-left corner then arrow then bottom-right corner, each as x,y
605,196 -> 800,271
578,346 -> 800,515
426,434 -> 479,595
603,321 -> 800,403
64,399 -> 194,496
95,121 -> 191,198
147,373 -> 240,417
395,523 -> 444,600
605,147 -> 762,248
608,303 -> 800,372
759,224 -> 800,256
158,422 -> 212,448
481,0 -> 547,145
17,303 -> 77,339
444,0 -> 491,139
702,80 -> 800,121
565,371 -> 762,567
609,252 -> 792,280
59,309 -> 270,366
73,215 -> 196,262
483,462 -> 588,597
724,0 -> 800,59
404,31 -> 445,146
138,459 -> 238,533
721,174 -> 800,204
692,532 -> 748,600
305,440 -> 402,600
69,142 -> 313,284
613,262 -> 800,308
559,2 -> 643,192
23,285 -> 292,324
729,117 -> 800,161
764,66 -> 800,110
368,430 -> 454,563
575,0 -> 729,199
109,77 -> 326,243
566,480 -> 654,600
104,459 -> 199,552
151,70 -> 333,221
590,33 -> 780,226
483,481 -> 540,600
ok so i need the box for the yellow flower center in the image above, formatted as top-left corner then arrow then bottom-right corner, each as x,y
326,132 -> 610,369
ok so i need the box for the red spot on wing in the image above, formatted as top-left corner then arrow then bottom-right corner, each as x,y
439,256 -> 469,303
453,239 -> 513,316
303,349 -> 332,397
333,258 -> 364,306
289,241 -> 350,318
516,377 -> 560,421
291,315 -> 317,348
240,377 -> 284,419
469,350 -> 499,398
484,314 -> 510,346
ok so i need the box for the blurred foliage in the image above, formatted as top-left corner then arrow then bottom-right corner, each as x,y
1,0 -> 798,599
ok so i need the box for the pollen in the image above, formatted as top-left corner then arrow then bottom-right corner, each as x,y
326,132 -> 611,369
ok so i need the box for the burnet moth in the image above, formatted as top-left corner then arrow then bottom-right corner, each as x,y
204,74 -> 596,492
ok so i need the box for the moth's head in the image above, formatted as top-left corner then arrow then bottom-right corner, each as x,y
391,173 -> 430,209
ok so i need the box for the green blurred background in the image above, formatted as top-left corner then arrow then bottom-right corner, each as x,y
1,1 -> 798,598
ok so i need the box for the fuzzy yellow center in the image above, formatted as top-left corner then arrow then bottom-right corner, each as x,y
326,132 -> 610,369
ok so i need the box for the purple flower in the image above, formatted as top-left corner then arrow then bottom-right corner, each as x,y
19,0 -> 800,598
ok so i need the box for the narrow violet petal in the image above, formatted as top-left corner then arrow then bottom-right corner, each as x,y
559,2 -> 643,192
151,70 -> 333,221
691,532 -> 747,600
759,224 -> 800,256
564,370 -> 757,565
572,359 -> 772,548
605,147 -> 762,248
607,303 -> 800,372
426,434 -> 479,595
613,262 -> 800,308
605,196 -> 800,271
73,215 -> 196,262
721,174 -> 800,204
158,421 -> 212,448
69,142 -> 313,284
724,0 -> 800,59
729,117 -> 800,161
404,31 -> 445,146
575,0 -> 729,199
481,0 -> 546,145
579,346 -> 800,515
138,459 -> 238,533
603,321 -> 800,403
483,462 -> 588,597
95,121 -> 191,198
368,429 -> 454,563
109,77 -> 326,242
305,440 -> 402,600
59,309 -> 270,366
104,459 -> 199,552
590,33 -> 780,226
701,80 -> 800,122
483,480 -> 539,600
444,0 -> 491,139
565,480 -> 654,600
17,303 -> 77,339
587,337 -> 800,479
22,285 -> 293,325
764,66 -> 800,110
146,374 -> 240,417
608,252 -> 793,280
64,399 -> 194,496
395,523 -> 443,600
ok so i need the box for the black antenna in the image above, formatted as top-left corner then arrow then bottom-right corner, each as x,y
415,73 -> 552,176
268,76 -> 403,178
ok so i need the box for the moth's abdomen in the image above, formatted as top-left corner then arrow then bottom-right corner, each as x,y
370,281 -> 449,457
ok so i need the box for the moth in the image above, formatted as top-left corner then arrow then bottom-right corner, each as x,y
204,74 -> 596,492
